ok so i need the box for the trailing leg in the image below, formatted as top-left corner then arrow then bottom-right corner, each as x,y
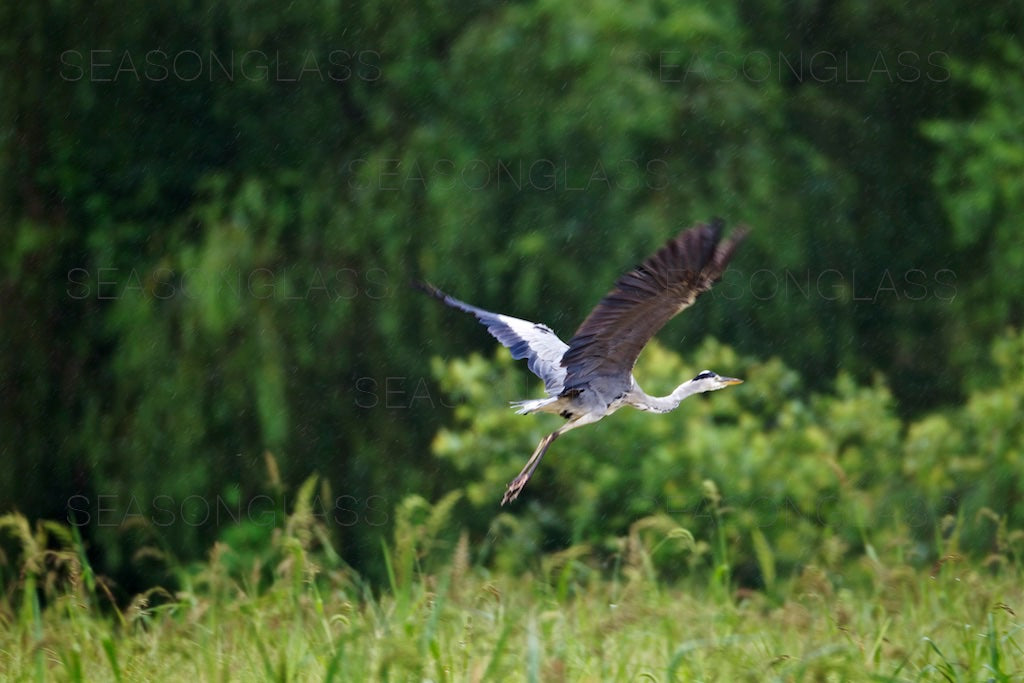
501,430 -> 560,505
500,412 -> 603,505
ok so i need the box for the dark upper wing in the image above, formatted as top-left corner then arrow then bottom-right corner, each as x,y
414,282 -> 569,396
559,219 -> 748,395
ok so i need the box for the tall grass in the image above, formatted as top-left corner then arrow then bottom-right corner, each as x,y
2,485 -> 1023,681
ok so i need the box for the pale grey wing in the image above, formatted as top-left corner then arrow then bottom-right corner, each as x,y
560,219 -> 748,395
415,282 -> 569,396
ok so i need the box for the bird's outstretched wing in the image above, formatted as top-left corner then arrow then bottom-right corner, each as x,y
414,282 -> 569,396
560,219 -> 748,395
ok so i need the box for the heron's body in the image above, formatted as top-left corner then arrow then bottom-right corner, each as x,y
418,219 -> 748,504
513,375 -> 690,418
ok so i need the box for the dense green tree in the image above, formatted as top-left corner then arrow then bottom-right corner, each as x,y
1,0 -> 1021,586
923,39 -> 1024,382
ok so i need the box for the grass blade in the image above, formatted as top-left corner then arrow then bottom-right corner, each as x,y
101,636 -> 123,683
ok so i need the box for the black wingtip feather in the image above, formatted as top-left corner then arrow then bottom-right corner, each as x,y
411,280 -> 446,301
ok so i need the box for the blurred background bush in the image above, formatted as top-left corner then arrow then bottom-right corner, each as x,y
2,0 -> 1022,591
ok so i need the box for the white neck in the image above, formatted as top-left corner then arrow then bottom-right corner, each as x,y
628,379 -> 710,414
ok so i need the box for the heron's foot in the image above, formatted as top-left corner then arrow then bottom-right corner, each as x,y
501,474 -> 530,505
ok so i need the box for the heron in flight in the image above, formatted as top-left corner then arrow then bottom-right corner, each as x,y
417,219 -> 748,504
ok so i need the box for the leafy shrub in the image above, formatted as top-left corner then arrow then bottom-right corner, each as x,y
429,329 -> 1024,584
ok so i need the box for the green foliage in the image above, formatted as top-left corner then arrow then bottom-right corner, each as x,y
431,329 -> 1024,584
4,5 -> 1024,679
3,500 -> 1024,680
901,327 -> 1024,559
2,0 -> 1024,588
924,38 -> 1024,381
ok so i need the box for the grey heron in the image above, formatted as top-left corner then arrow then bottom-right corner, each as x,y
417,219 -> 748,504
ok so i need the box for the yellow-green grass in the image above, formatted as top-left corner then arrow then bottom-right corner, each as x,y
2,511 -> 1022,682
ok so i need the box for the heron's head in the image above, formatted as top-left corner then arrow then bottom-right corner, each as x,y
689,369 -> 743,393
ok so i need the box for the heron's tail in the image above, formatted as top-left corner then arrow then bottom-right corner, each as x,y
510,396 -> 558,415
